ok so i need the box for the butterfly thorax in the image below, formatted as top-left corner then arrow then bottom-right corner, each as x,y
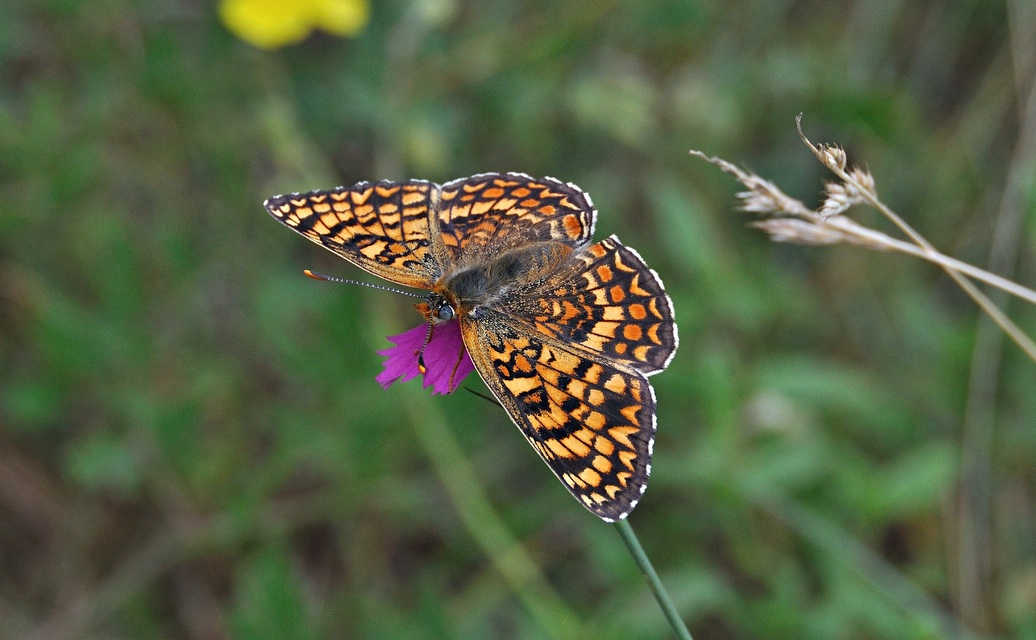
420,240 -> 577,323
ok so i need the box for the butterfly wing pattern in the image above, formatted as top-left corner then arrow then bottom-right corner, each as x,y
435,173 -> 595,262
265,172 -> 678,521
264,179 -> 446,289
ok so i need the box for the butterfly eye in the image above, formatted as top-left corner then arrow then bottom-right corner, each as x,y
436,304 -> 456,322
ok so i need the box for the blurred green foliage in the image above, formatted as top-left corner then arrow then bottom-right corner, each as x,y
1,0 -> 1034,638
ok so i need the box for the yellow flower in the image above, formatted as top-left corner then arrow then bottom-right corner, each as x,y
219,0 -> 370,49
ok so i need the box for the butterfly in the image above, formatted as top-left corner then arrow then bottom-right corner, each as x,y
265,172 -> 678,521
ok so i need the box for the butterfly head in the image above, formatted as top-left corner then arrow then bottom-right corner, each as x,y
416,291 -> 457,325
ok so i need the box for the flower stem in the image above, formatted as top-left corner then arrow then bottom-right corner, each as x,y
403,395 -> 585,639
613,519 -> 694,640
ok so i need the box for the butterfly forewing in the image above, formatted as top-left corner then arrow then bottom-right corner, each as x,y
437,173 -> 596,267
264,180 -> 447,289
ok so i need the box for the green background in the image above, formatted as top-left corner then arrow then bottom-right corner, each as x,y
2,1 -> 1035,638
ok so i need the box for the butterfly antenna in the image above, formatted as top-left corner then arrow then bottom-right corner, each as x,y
303,270 -> 425,298
416,322 -> 435,374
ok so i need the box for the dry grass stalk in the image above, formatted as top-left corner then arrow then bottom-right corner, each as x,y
691,116 -> 1036,363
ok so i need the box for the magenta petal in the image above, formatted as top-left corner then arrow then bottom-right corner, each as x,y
419,320 -> 476,394
375,324 -> 427,389
376,320 -> 475,395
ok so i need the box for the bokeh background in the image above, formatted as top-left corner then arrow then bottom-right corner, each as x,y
2,1 -> 1035,638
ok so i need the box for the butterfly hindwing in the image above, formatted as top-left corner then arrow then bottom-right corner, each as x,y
517,235 -> 678,376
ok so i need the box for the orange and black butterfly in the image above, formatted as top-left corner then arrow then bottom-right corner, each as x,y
265,173 -> 677,521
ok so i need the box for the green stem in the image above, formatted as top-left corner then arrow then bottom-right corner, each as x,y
613,519 -> 694,640
401,392 -> 586,639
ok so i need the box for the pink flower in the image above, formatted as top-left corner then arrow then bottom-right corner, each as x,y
376,320 -> 475,395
